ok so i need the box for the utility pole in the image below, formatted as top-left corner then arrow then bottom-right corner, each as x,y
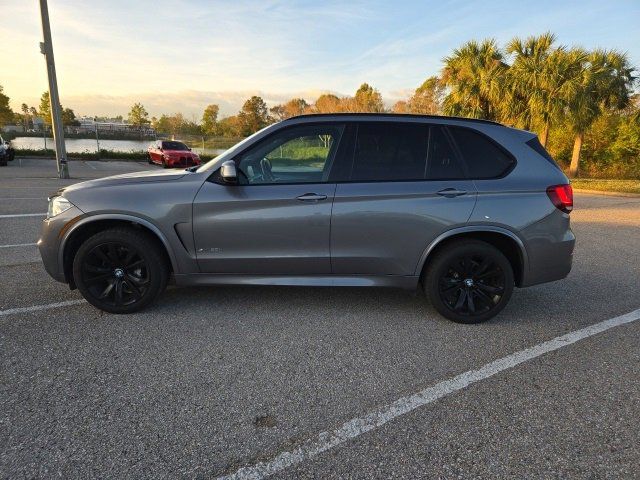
39,0 -> 69,179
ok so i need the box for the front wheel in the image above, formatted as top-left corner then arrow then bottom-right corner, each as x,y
72,228 -> 169,314
424,240 -> 514,324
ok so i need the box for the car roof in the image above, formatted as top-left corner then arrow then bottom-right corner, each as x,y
281,113 -> 503,126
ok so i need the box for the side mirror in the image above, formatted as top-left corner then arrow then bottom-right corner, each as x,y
220,160 -> 238,184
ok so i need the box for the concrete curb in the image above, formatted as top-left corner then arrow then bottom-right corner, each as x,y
573,188 -> 640,198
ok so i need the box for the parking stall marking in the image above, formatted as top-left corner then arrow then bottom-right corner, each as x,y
0,243 -> 37,248
0,213 -> 47,219
219,306 -> 640,480
0,299 -> 85,317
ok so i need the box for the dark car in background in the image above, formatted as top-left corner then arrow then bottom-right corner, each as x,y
39,114 -> 574,324
147,140 -> 200,168
0,135 -> 15,166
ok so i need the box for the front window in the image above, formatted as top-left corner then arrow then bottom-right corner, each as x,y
236,125 -> 343,185
162,141 -> 189,151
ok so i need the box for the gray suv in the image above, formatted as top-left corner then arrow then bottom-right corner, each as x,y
38,114 -> 575,323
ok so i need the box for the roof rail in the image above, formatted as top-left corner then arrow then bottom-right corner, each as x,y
282,112 -> 503,126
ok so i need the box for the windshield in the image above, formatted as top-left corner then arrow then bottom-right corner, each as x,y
195,124 -> 276,172
162,141 -> 189,151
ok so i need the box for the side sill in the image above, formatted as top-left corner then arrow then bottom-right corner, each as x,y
173,274 -> 420,289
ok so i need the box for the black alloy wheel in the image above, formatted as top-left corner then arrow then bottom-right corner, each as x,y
73,228 -> 168,313
81,242 -> 149,308
424,240 -> 514,324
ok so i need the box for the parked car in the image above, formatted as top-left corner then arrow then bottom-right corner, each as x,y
147,140 -> 200,168
39,114 -> 574,323
0,135 -> 15,166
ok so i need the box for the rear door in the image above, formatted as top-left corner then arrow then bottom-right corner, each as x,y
331,122 -> 477,275
192,123 -> 345,274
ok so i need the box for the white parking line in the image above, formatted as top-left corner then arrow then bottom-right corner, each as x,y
0,299 -> 85,317
220,307 -> 640,480
0,213 -> 46,218
0,243 -> 37,248
0,197 -> 46,200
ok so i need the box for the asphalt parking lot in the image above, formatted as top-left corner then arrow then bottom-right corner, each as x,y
1,159 -> 639,479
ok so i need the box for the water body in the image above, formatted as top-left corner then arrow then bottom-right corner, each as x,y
10,137 -> 226,156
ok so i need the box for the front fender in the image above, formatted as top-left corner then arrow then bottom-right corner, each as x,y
59,213 -> 180,274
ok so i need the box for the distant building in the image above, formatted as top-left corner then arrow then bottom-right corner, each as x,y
75,117 -> 155,136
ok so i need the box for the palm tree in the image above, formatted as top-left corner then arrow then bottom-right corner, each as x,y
566,49 -> 635,177
504,32 -> 565,145
441,39 -> 507,120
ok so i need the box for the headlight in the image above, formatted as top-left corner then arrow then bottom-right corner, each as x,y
47,196 -> 73,218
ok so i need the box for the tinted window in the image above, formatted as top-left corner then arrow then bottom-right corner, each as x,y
448,127 -> 514,179
426,127 -> 466,180
162,141 -> 189,151
350,123 -> 428,181
526,137 -> 560,170
237,124 -> 343,185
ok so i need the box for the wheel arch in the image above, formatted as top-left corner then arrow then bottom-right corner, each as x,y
60,214 -> 177,287
416,226 -> 528,287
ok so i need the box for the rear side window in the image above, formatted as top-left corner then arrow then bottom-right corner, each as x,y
448,127 -> 514,179
526,137 -> 561,170
426,127 -> 466,180
350,123 -> 428,181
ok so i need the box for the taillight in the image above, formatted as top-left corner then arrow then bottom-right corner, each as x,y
546,184 -> 573,213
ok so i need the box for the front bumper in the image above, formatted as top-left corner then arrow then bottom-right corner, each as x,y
37,206 -> 84,284
168,156 -> 200,168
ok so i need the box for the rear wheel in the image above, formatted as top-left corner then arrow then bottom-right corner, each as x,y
72,228 -> 169,314
424,240 -> 514,324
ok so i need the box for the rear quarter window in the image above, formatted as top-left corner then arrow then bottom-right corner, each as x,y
526,137 -> 561,170
448,127 -> 515,179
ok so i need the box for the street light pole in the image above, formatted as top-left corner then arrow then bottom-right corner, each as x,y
38,0 -> 69,179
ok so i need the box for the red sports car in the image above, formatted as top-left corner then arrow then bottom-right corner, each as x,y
147,140 -> 201,168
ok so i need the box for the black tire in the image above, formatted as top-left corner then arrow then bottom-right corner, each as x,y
147,154 -> 153,164
424,240 -> 514,324
162,157 -> 168,169
72,228 -> 169,314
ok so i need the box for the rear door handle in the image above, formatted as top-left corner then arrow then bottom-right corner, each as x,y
436,188 -> 467,198
296,193 -> 328,202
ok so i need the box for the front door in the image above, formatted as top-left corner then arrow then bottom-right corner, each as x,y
193,123 -> 344,274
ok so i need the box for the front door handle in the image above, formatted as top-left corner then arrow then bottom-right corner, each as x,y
296,193 -> 328,202
436,188 -> 468,198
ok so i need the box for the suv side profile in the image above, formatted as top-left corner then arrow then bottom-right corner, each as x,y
39,114 -> 575,323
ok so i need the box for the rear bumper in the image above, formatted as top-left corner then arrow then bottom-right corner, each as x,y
521,227 -> 575,287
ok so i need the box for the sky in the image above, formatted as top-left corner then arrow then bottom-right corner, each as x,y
2,0 -> 639,119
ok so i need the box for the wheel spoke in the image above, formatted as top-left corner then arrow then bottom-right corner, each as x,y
474,257 -> 492,275
477,283 -> 504,295
466,289 -> 476,313
126,260 -> 145,270
123,280 -> 142,299
126,273 -> 148,286
83,264 -> 110,274
107,244 -> 120,264
84,272 -> 113,286
122,249 -> 136,267
114,280 -> 124,305
98,280 -> 115,299
474,288 -> 496,307
454,289 -> 467,310
476,268 -> 501,280
93,247 -> 112,267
